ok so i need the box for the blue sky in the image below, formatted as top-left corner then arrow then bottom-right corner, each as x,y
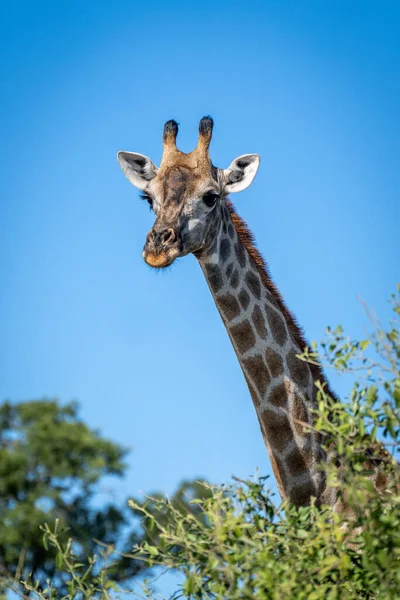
1,0 -> 399,592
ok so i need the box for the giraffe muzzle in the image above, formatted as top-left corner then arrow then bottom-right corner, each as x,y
143,227 -> 180,268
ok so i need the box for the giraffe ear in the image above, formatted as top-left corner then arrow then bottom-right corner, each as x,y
221,154 -> 260,194
117,151 -> 158,191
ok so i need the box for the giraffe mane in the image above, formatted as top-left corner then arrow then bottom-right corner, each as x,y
226,199 -> 336,400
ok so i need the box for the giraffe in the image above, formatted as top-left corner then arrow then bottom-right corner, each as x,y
117,116 -> 339,507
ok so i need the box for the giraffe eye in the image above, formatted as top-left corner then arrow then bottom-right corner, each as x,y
202,192 -> 219,208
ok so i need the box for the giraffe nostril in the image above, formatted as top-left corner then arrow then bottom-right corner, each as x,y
161,228 -> 176,244
147,230 -> 157,244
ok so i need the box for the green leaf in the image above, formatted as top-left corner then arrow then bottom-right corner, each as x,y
296,529 -> 309,539
360,340 -> 371,351
146,545 -> 158,556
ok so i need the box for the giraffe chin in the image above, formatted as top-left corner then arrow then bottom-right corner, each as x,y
143,251 -> 177,268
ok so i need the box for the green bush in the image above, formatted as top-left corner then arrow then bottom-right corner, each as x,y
7,286 -> 400,599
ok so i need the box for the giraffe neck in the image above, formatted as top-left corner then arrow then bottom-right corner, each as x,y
197,201 -> 333,506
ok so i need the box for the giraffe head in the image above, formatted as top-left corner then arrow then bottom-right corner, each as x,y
117,117 -> 260,268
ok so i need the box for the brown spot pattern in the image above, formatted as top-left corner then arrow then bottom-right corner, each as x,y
238,288 -> 250,309
286,448 -> 307,477
265,288 -> 279,308
229,319 -> 256,354
252,304 -> 267,339
261,408 -> 293,454
287,349 -> 311,389
289,480 -> 317,506
235,241 -> 246,268
226,201 -> 337,404
205,264 -> 223,294
245,271 -> 261,299
292,394 -> 309,436
265,347 -> 284,378
226,262 -> 234,278
231,269 -> 240,288
228,223 -> 235,239
217,294 -> 240,322
268,382 -> 288,408
265,305 -> 287,346
219,238 -> 231,263
242,354 -> 271,397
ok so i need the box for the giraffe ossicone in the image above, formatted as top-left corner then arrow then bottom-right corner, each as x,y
117,117 -> 346,508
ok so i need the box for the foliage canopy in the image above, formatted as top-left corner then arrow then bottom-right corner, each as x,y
0,400 -> 210,597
